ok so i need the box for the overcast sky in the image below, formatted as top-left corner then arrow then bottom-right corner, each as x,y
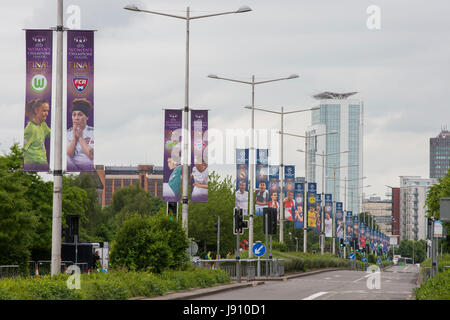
1,0 -> 449,198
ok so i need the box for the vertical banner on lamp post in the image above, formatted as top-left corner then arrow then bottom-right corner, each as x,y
190,110 -> 208,203
336,202 -> 344,240
370,229 -> 374,251
255,149 -> 269,216
293,183 -> 304,229
268,165 -> 280,217
324,194 -> 333,238
307,183 -> 317,229
235,149 -> 249,216
346,211 -> 353,244
163,110 -> 182,202
366,226 -> 370,250
66,30 -> 94,172
23,30 -> 53,172
360,222 -> 366,249
315,194 -> 321,234
353,215 -> 359,245
284,166 -> 295,222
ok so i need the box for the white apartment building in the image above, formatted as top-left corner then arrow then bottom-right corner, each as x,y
399,176 -> 437,241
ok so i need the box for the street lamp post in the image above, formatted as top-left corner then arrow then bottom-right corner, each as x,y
50,0 -> 64,277
279,130 -> 337,253
208,74 -> 299,257
245,105 -> 318,245
124,4 -> 252,236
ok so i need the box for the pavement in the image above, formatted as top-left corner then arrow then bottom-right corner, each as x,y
134,268 -> 343,300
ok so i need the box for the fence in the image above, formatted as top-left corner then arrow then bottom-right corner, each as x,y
192,259 -> 285,280
27,261 -> 90,277
0,265 -> 20,279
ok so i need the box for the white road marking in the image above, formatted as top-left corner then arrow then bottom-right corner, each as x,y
302,292 -> 328,300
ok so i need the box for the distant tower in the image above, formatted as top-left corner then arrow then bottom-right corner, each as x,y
430,127 -> 450,179
307,92 -> 363,214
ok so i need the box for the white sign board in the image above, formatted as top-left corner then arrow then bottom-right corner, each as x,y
434,220 -> 444,238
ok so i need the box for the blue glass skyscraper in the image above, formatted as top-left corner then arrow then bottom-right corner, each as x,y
307,92 -> 364,215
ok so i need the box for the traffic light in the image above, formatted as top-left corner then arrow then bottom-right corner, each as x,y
234,208 -> 247,235
263,207 -> 277,235
339,238 -> 344,247
65,215 -> 80,243
168,202 -> 177,214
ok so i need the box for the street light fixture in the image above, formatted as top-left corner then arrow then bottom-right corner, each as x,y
124,4 -> 252,236
208,74 -> 299,257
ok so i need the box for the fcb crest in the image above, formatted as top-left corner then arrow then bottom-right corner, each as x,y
73,76 -> 89,93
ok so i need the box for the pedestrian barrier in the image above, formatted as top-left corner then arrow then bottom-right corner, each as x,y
0,265 -> 20,278
192,258 -> 285,280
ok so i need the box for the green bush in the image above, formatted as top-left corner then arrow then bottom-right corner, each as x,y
109,214 -> 189,273
415,269 -> 450,300
283,253 -> 351,273
0,268 -> 231,300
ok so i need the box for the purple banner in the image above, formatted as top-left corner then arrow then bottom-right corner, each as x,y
163,110 -> 182,202
23,30 -> 53,172
66,30 -> 94,172
255,149 -> 269,216
190,110 -> 208,202
293,183 -> 304,229
236,149 -> 249,215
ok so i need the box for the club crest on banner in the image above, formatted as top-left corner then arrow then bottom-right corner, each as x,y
72,76 -> 88,93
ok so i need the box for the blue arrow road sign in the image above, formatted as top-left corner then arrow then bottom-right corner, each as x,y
377,258 -> 382,264
362,257 -> 367,262
349,253 -> 355,260
253,242 -> 266,257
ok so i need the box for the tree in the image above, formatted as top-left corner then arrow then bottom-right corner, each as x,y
397,239 -> 427,263
425,169 -> 450,252
188,172 -> 236,257
0,144 -> 37,271
109,213 -> 188,272
104,183 -> 164,240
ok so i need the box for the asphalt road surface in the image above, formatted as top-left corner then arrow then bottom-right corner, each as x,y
193,264 -> 420,300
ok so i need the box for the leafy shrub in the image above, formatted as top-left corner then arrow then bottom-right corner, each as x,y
415,269 -> 450,300
0,268 -> 231,300
109,214 -> 188,273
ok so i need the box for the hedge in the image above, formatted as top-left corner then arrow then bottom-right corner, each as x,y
415,269 -> 450,300
0,267 -> 231,300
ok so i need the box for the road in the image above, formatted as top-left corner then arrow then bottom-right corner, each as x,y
192,264 -> 420,300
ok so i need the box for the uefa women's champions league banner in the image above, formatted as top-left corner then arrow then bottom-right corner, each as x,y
370,229 -> 375,250
163,110 -> 182,202
345,211 -> 353,244
293,183 -> 304,229
360,222 -> 366,248
324,194 -> 332,238
23,30 -> 53,172
268,165 -> 280,206
67,30 -> 94,172
283,165 -> 295,222
307,183 -> 317,229
315,194 -> 321,233
366,225 -> 371,249
235,149 -> 249,215
190,110 -> 208,203
255,149 -> 269,216
268,165 -> 280,218
353,215 -> 359,244
336,202 -> 343,240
